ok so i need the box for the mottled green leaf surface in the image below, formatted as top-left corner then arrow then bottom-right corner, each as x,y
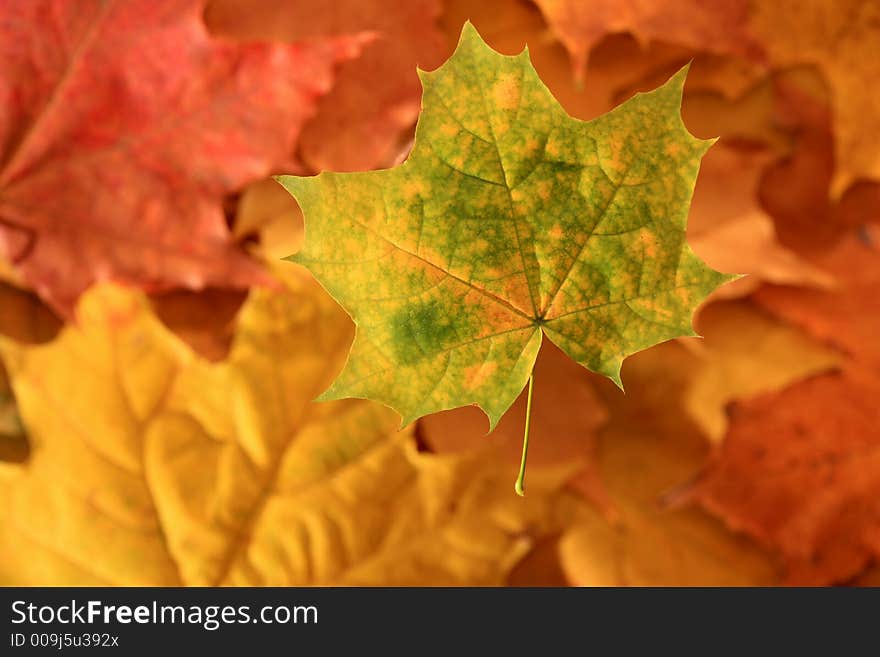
278,23 -> 732,429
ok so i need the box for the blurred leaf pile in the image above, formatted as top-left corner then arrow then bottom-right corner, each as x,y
0,0 -> 877,586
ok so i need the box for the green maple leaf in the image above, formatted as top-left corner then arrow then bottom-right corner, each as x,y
278,24 -> 733,492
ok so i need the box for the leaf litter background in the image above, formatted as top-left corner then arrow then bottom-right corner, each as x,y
0,0 -> 878,586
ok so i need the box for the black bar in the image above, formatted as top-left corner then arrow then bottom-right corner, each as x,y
1,587 -> 876,653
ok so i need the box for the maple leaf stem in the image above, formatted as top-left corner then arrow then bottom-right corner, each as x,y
514,370 -> 535,497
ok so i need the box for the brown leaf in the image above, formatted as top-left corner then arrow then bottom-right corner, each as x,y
150,288 -> 247,363
0,281 -> 58,463
691,371 -> 880,585
753,228 -> 880,366
0,282 -> 60,345
0,361 -> 27,462
757,77 -> 839,253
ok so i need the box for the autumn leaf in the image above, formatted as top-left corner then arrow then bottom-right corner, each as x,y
679,72 -> 790,147
442,6 -> 811,297
533,0 -> 763,82
205,0 -> 445,173
689,228 -> 880,584
691,370 -> 880,585
687,143 -> 834,296
0,0 -> 368,317
756,78 -> 840,253
681,299 -> 840,443
278,24 -> 732,447
441,0 -> 713,122
669,65 -> 836,295
557,341 -> 778,586
0,266 -> 577,585
750,0 -> 880,194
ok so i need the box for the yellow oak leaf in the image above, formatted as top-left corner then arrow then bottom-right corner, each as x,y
0,268 -> 572,585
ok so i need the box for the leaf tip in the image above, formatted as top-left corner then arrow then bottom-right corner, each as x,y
478,404 -> 503,434
666,62 -> 690,91
454,20 -> 494,60
459,19 -> 481,41
398,410 -> 419,430
608,367 -> 625,393
274,173 -> 301,192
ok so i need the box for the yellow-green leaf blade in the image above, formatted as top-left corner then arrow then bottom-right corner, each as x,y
279,22 -> 733,427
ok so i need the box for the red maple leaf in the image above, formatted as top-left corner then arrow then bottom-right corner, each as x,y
0,0 -> 367,316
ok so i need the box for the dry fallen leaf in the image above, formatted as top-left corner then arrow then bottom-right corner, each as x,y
558,342 -> 778,586
690,228 -> 880,584
687,142 -> 834,296
682,299 -> 840,443
854,565 -> 880,587
757,77 -> 839,253
690,370 -> 880,585
834,181 -> 880,234
679,73 -> 789,146
205,0 -> 446,172
0,0 -> 367,316
0,266 -> 574,585
442,0 -> 722,122
753,227 -> 880,368
533,0 -> 763,82
751,0 -> 880,194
